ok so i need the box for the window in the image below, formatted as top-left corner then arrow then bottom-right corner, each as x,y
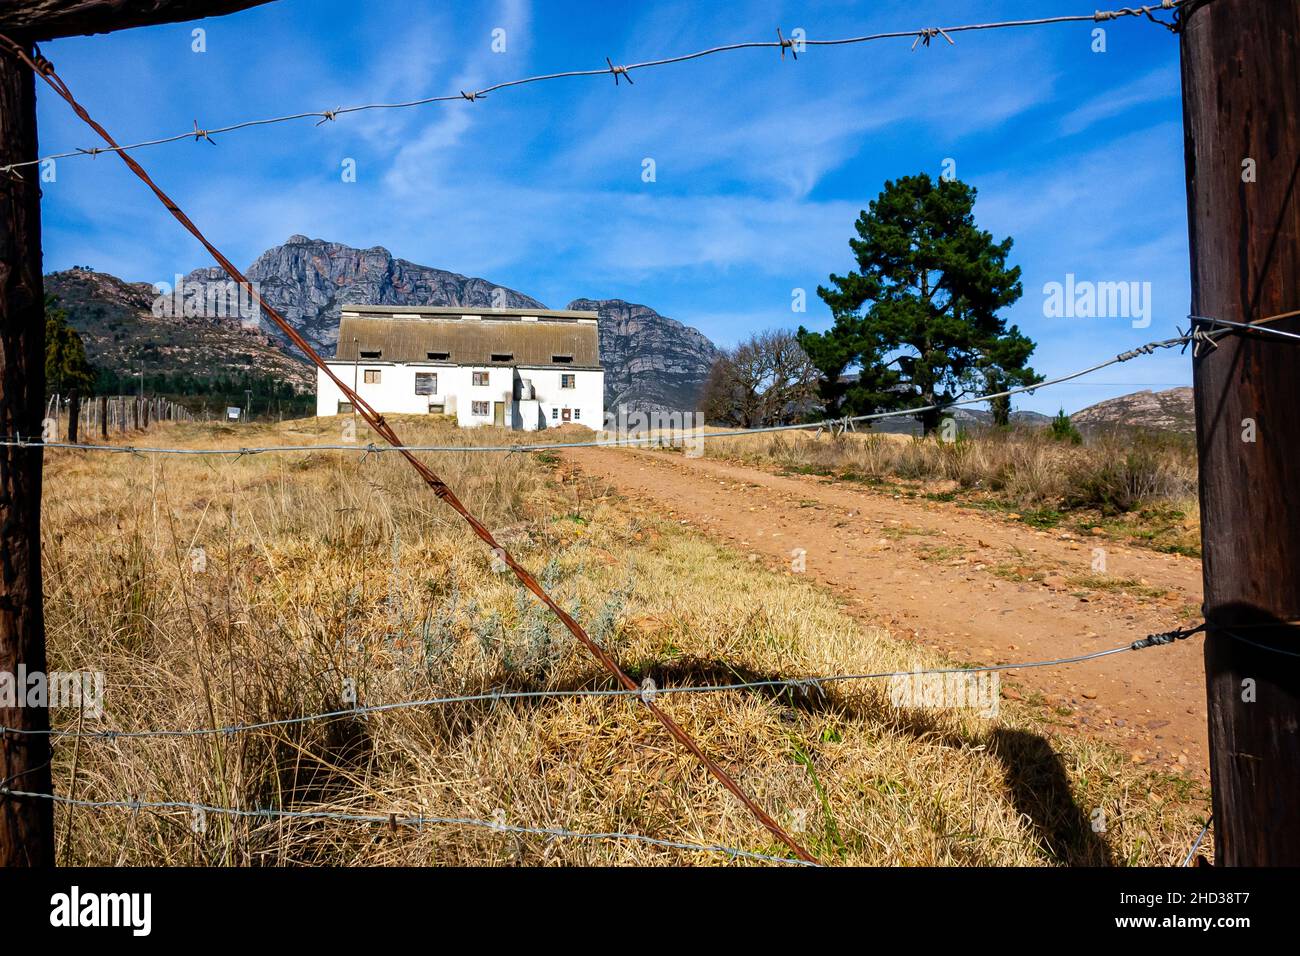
560,374 -> 576,389
574,408 -> 581,420
358,349 -> 382,359
472,401 -> 490,416
337,401 -> 354,414
490,353 -> 514,363
414,372 -> 437,396
551,407 -> 558,420
427,351 -> 449,361
472,371 -> 490,386
552,355 -> 573,364
363,369 -> 381,384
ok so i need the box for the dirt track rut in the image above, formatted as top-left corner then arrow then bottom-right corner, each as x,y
566,445 -> 1209,778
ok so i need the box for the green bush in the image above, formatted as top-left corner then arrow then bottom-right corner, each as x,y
1049,409 -> 1082,444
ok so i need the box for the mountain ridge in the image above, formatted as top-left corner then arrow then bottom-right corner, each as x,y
46,237 -> 1195,429
178,236 -> 719,413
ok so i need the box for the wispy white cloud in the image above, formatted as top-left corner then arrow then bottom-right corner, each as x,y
1057,64 -> 1179,137
36,0 -> 1191,415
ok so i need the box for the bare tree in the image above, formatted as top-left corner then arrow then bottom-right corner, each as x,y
701,329 -> 822,428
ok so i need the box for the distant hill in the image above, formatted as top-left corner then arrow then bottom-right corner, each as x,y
867,407 -> 1052,435
45,268 -> 315,401
1070,387 -> 1194,435
861,389 -> 1194,437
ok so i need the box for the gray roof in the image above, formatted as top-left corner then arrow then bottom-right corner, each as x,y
333,310 -> 601,369
342,305 -> 598,320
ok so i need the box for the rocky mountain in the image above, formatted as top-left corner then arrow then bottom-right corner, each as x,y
177,236 -> 719,412
567,298 -> 720,416
1070,387 -> 1194,435
183,235 -> 546,353
45,267 -> 315,393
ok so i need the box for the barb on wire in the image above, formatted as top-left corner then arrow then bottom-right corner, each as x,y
911,28 -> 955,51
0,2 -> 1189,177
776,27 -> 798,60
1,625 -> 1202,741
0,789 -> 813,867
0,33 -> 815,865
605,57 -> 633,85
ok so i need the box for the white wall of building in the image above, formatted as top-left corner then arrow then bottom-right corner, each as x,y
520,366 -> 604,429
316,362 -> 454,417
316,362 -> 604,432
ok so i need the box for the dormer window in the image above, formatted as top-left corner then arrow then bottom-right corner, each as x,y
491,353 -> 514,363
427,351 -> 449,360
359,349 -> 382,359
552,355 -> 573,364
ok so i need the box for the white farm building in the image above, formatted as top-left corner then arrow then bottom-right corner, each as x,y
315,305 -> 604,431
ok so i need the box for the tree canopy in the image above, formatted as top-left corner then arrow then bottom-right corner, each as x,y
798,174 -> 1040,433
45,294 -> 96,396
701,329 -> 821,428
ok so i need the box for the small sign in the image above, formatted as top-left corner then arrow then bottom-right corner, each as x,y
226,406 -> 242,422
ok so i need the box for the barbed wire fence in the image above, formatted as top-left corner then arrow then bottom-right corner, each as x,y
0,0 -> 1231,866
0,2 -> 1184,179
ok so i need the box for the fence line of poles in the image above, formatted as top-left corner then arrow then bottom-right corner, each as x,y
42,392 -> 194,443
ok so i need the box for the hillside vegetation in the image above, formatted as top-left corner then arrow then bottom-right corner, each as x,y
45,268 -> 315,418
41,417 -> 1207,865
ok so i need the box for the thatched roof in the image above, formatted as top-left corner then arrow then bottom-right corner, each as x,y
333,308 -> 601,369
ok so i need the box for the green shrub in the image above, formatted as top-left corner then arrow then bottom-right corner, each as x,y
1049,409 -> 1082,444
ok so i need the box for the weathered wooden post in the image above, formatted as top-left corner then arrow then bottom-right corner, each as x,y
66,389 -> 79,443
0,1 -> 274,867
1182,0 -> 1300,864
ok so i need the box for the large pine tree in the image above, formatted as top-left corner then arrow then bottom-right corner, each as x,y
798,174 -> 1040,433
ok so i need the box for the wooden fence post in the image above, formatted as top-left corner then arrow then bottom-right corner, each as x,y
0,36 -> 53,867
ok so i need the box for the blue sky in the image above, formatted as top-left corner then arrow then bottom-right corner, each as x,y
37,0 -> 1191,414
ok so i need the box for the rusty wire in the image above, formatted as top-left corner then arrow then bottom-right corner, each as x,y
0,33 -> 816,865
0,1 -> 1188,177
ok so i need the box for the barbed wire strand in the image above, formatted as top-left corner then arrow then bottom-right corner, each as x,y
0,625 -> 1205,741
21,301 -> 1297,457
1219,628 -> 1300,659
0,2 -> 1186,177
1187,312 -> 1300,344
0,789 -> 815,867
0,35 -> 816,864
0,0 -> 1208,865
1,328 -> 1199,456
1181,814 -> 1212,866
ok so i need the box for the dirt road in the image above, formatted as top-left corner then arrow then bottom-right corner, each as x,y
566,445 -> 1209,777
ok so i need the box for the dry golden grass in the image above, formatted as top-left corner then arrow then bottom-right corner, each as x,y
38,416 -> 1209,866
702,428 -> 1201,556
